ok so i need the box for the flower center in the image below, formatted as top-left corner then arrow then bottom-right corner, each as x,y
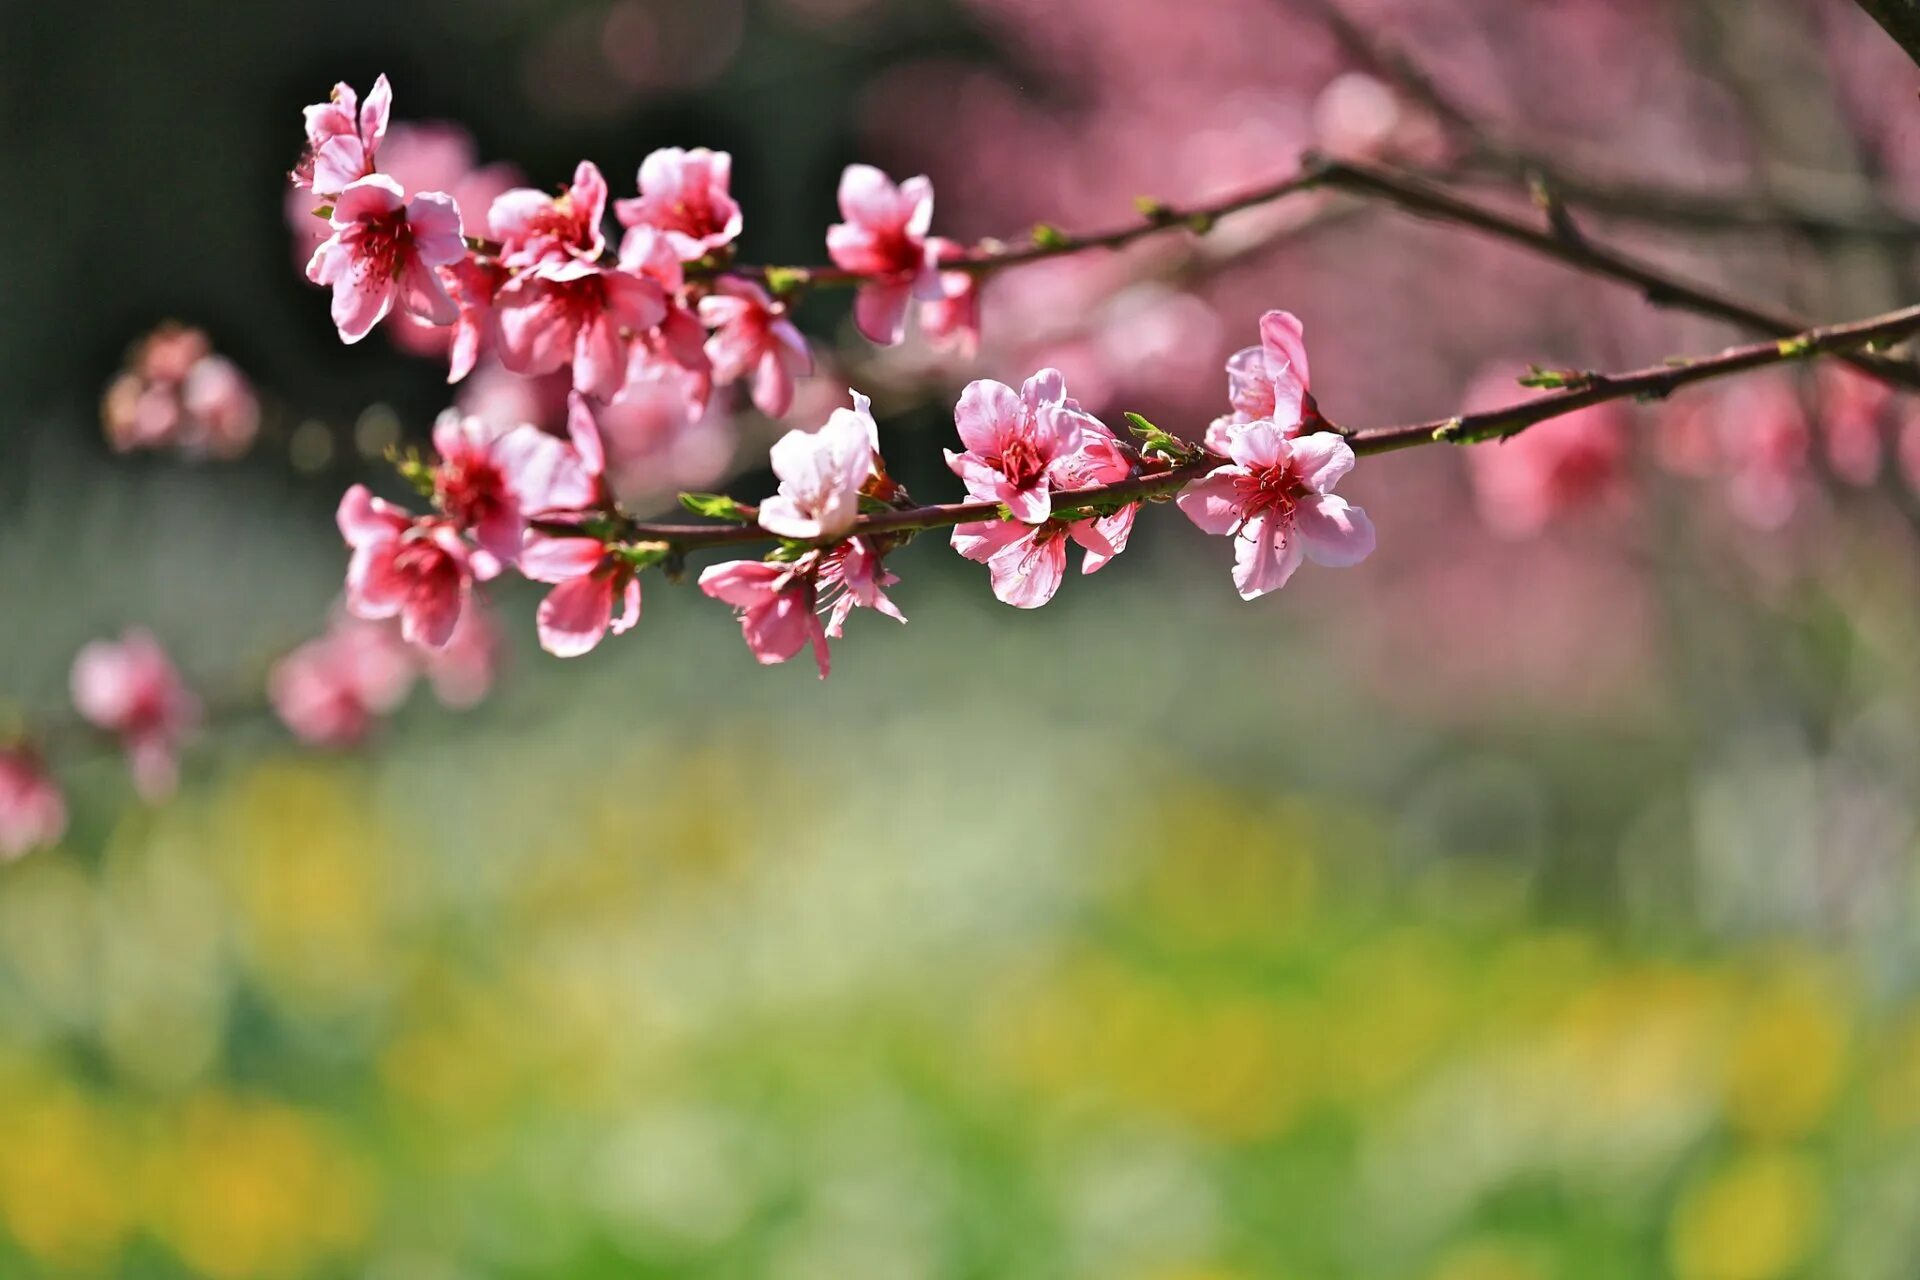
436,455 -> 507,528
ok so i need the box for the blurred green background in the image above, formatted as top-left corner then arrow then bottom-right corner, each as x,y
5,1 -> 1920,1278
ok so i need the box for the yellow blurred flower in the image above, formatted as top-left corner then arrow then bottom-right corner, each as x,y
1721,962 -> 1849,1140
1668,1148 -> 1822,1280
0,1081 -> 133,1271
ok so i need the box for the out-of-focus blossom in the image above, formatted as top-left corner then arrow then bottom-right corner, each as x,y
421,599 -> 500,708
593,367 -> 735,504
1717,374 -> 1812,531
1178,423 -> 1375,598
755,390 -> 878,540
70,630 -> 199,800
268,617 -> 417,748
489,161 -> 609,269
495,260 -> 667,400
826,164 -> 940,345
307,176 -> 465,343
1207,309 -> 1312,450
101,324 -> 259,458
614,147 -> 743,262
699,279 -> 811,418
1816,364 -> 1891,486
0,747 -> 65,858
431,410 -> 599,563
1312,72 -> 1401,159
1462,363 -> 1630,538
294,75 -> 391,195
920,237 -> 981,357
697,560 -> 829,676
945,369 -> 1098,523
338,485 -> 499,649
617,225 -> 714,407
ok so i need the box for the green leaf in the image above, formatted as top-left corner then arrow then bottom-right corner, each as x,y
678,492 -> 753,522
763,266 -> 811,297
1123,411 -> 1159,438
1030,222 -> 1069,250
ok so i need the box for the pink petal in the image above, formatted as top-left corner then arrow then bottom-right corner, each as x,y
953,379 -> 1020,455
1289,431 -> 1356,493
985,527 -> 1067,609
1175,467 -> 1252,536
1230,511 -> 1303,600
1294,494 -> 1376,566
537,575 -> 614,657
853,280 -> 913,346
519,535 -> 605,584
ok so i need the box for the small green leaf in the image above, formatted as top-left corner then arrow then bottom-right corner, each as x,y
311,204 -> 334,221
1133,196 -> 1173,221
613,541 -> 672,570
679,492 -> 753,522
1030,222 -> 1069,250
1123,411 -> 1158,438
1186,211 -> 1216,235
763,265 -> 811,297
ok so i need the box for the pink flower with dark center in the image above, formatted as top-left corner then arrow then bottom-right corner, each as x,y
431,409 -> 599,563
1206,309 -> 1313,450
0,747 -> 66,858
698,279 -> 811,418
1177,422 -> 1375,599
816,539 -> 906,638
295,75 -> 391,196
950,413 -> 1137,607
306,175 -> 466,343
826,164 -> 940,346
755,390 -> 879,541
338,485 -> 499,649
944,369 -> 1095,523
919,237 -> 980,357
697,559 -> 830,677
488,160 -> 609,269
614,147 -> 744,262
70,630 -> 200,801
495,259 -> 668,400
269,617 -> 418,748
1462,363 -> 1629,538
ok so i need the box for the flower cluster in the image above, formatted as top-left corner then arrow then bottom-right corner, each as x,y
101,323 -> 260,458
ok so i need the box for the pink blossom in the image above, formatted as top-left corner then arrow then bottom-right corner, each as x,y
614,147 -> 743,262
617,225 -> 714,408
488,160 -> 609,269
1462,364 -> 1629,538
698,279 -> 811,418
0,748 -> 66,858
431,410 -> 599,563
826,164 -> 940,346
1177,422 -> 1375,599
1717,374 -> 1811,530
697,559 -> 830,677
591,366 -> 735,503
421,601 -> 499,708
306,176 -> 466,343
179,356 -> 260,458
1817,363 -> 1891,486
295,75 -> 391,196
268,617 -> 418,748
519,536 -> 642,658
440,256 -> 508,384
495,259 -> 668,400
1206,309 -> 1312,450
338,485 -> 499,649
70,630 -> 200,800
951,415 -> 1137,607
756,390 -> 879,540
919,237 -> 981,357
816,539 -> 906,637
944,369 -> 1095,523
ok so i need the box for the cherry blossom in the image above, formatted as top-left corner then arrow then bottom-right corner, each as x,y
421,601 -> 500,709
431,410 -> 599,563
1206,309 -> 1313,450
826,164 -> 940,346
338,485 -> 499,649
920,237 -> 981,357
1462,364 -> 1629,538
489,160 -> 609,269
617,225 -> 714,407
755,390 -> 879,540
495,259 -> 668,400
0,748 -> 66,858
614,147 -> 743,262
698,279 -> 811,418
268,617 -> 418,748
697,559 -> 830,677
816,539 -> 906,637
295,75 -> 391,196
519,536 -> 643,658
101,324 -> 259,458
70,630 -> 200,800
1177,422 -> 1375,599
306,176 -> 466,343
944,369 -> 1096,523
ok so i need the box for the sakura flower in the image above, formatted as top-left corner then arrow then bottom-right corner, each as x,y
698,279 -> 811,418
0,747 -> 65,858
519,535 -> 642,658
488,160 -> 609,269
268,617 -> 418,748
431,409 -> 599,563
1817,363 -> 1891,486
755,389 -> 879,540
816,538 -> 906,638
1177,422 -> 1375,599
1462,364 -> 1628,538
826,164 -> 940,346
944,369 -> 1096,523
421,599 -> 499,708
1206,309 -> 1313,451
495,259 -> 668,400
338,485 -> 499,649
614,147 -> 743,262
697,560 -> 830,677
441,255 -> 508,384
617,225 -> 714,408
306,175 -> 466,343
179,355 -> 261,458
951,412 -> 1137,607
70,630 -> 200,800
295,75 -> 391,196
920,237 -> 980,357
